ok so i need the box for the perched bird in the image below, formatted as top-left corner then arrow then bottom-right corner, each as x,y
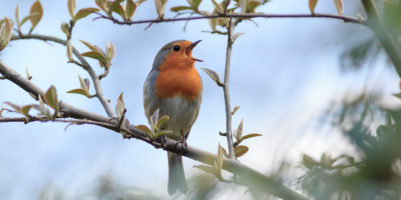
143,40 -> 203,194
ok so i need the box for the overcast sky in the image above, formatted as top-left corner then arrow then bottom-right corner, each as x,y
0,0 -> 399,199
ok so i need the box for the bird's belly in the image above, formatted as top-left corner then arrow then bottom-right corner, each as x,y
158,96 -> 200,140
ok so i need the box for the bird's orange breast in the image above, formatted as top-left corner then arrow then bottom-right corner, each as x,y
155,57 -> 202,101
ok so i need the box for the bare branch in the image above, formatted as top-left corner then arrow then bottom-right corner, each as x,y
11,34 -> 116,118
223,19 -> 235,159
0,60 -> 308,200
95,12 -> 365,26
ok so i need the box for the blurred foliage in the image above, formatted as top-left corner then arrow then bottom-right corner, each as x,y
38,174 -> 163,200
341,0 -> 401,71
36,172 -> 221,200
299,93 -> 401,199
340,30 -> 382,70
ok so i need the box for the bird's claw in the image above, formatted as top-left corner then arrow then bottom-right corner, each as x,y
177,131 -> 188,155
155,135 -> 167,146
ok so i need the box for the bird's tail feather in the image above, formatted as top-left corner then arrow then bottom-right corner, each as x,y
167,152 -> 187,195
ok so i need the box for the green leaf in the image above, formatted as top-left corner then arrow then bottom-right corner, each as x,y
201,68 -> 223,86
333,0 -> 343,15
156,115 -> 169,130
95,0 -> 109,13
67,0 -> 76,18
240,133 -> 262,141
60,22 -> 70,37
80,40 -> 98,52
106,41 -> 116,60
232,105 -> 240,115
187,0 -> 194,7
137,0 -> 147,6
154,129 -> 173,139
213,161 -> 223,180
29,0 -> 43,32
154,0 -> 168,18
109,0 -> 125,18
320,153 -> 334,168
81,51 -> 107,64
125,0 -> 136,19
170,6 -> 193,12
208,18 -> 217,32
66,40 -> 73,61
302,154 -> 318,169
44,85 -> 59,112
38,95 -> 52,118
220,146 -> 230,158
247,0 -> 262,13
136,124 -> 154,138
235,119 -> 244,140
78,75 -> 88,91
0,17 -> 13,51
66,88 -> 90,97
21,105 -> 34,117
115,92 -> 125,118
150,108 -> 160,130
73,8 -> 100,21
193,0 -> 202,8
309,0 -> 318,14
216,144 -> 224,170
234,145 -> 248,157
211,0 -> 224,14
20,13 -> 40,27
15,5 -> 20,30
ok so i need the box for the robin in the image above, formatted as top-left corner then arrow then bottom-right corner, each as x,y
143,40 -> 203,194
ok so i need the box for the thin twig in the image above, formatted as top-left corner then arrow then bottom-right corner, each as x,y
223,19 -> 235,159
11,34 -> 116,118
95,12 -> 365,25
0,60 -> 308,200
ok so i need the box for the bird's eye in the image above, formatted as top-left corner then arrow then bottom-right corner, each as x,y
173,45 -> 180,51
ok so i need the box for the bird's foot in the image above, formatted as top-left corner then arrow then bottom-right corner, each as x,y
178,131 -> 188,155
155,135 -> 167,147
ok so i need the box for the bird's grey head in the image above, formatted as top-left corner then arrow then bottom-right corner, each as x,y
152,40 -> 185,70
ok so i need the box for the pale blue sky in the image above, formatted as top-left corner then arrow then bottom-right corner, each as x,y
0,0 -> 399,199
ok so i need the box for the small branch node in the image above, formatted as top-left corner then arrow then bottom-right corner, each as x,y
219,132 -> 228,136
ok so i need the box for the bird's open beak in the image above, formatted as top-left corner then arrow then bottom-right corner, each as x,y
187,40 -> 203,62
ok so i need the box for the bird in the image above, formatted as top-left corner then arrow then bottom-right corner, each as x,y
143,40 -> 203,195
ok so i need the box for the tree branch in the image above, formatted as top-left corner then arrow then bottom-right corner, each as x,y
0,60 -> 308,200
11,34 -> 116,118
223,19 -> 235,159
95,12 -> 365,26
361,0 -> 401,77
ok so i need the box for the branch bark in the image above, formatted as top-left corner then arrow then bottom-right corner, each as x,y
223,19 -> 235,159
11,34 -> 116,118
0,60 -> 308,200
95,13 -> 365,26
